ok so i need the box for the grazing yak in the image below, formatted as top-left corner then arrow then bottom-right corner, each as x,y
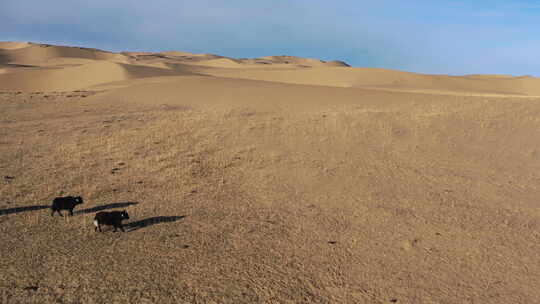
94,210 -> 130,232
51,196 -> 84,216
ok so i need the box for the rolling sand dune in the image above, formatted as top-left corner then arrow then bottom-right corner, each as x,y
200,66 -> 540,96
1,42 -> 540,303
0,61 -> 130,91
2,42 -> 539,96
0,61 -> 193,92
255,55 -> 350,67
188,57 -> 244,68
0,42 -> 31,50
0,43 -> 127,65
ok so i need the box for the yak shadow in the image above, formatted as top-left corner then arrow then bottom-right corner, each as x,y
0,205 -> 49,216
126,216 -> 186,232
0,50 -> 9,65
76,202 -> 138,215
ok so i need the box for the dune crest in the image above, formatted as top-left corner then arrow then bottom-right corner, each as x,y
0,43 -> 127,65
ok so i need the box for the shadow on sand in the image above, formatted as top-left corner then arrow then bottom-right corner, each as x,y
0,205 -> 49,216
76,202 -> 138,215
126,216 -> 186,232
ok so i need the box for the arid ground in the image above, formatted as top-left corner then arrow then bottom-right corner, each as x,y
1,42 -> 540,304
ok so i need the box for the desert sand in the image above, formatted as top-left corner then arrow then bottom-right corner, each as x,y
1,42 -> 540,303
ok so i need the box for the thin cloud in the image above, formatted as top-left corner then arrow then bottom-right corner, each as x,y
1,0 -> 539,75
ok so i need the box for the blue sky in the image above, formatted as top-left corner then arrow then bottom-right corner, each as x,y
2,0 -> 540,75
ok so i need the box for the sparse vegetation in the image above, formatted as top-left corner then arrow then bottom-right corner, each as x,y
1,43 -> 540,303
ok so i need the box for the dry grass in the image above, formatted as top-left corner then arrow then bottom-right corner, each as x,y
1,84 -> 540,304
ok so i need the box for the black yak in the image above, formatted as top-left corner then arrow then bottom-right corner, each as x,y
94,210 -> 130,232
51,196 -> 84,216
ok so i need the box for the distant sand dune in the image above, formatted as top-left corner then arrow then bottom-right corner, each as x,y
1,41 -> 539,96
0,41 -> 31,50
200,66 -> 540,96
0,60 -> 192,91
188,58 -> 244,68
0,43 -> 128,65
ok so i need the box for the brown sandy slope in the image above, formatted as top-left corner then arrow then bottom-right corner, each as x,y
198,67 -> 540,96
1,42 -> 540,303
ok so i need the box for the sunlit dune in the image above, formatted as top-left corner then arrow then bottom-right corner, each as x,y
1,42 -> 539,96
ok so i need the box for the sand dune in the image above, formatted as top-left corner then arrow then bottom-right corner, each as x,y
0,60 -> 193,92
187,57 -> 244,68
0,43 -> 128,66
2,41 -> 540,303
0,61 -> 130,91
200,66 -> 540,96
0,41 -> 31,50
159,50 -> 197,56
126,51 -> 223,64
255,55 -> 350,67
1,41 -> 539,96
